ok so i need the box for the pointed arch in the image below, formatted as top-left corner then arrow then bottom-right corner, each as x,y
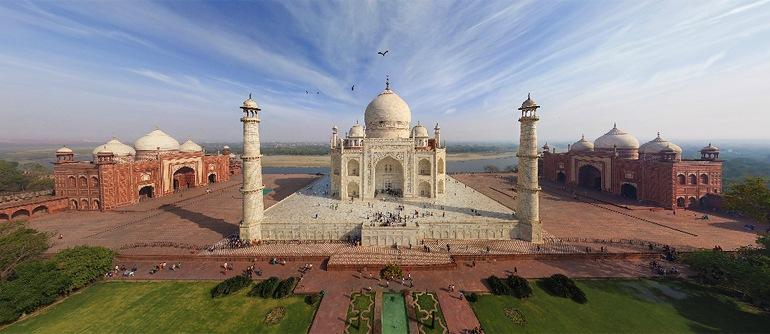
418,159 -> 431,176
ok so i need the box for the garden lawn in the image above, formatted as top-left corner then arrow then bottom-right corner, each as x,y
1,281 -> 316,334
471,279 -> 770,334
413,292 -> 448,334
345,292 -> 375,334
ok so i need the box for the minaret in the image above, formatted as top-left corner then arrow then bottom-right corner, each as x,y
239,94 -> 264,241
516,93 -> 543,244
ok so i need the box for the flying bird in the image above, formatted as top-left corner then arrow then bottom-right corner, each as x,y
316,91 -> 319,94
305,90 -> 309,94
351,85 -> 355,91
377,50 -> 388,56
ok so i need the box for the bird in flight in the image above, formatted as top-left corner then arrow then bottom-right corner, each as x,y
377,50 -> 389,56
316,91 -> 319,94
351,85 -> 355,91
305,90 -> 309,94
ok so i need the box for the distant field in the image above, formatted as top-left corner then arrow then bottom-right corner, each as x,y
2,281 -> 317,334
471,279 -> 769,334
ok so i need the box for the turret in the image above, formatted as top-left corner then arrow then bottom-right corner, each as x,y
239,94 -> 265,241
700,143 -> 720,161
516,93 -> 543,244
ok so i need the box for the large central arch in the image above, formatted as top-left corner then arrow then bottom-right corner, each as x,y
173,166 -> 196,190
578,165 -> 602,191
374,156 -> 404,197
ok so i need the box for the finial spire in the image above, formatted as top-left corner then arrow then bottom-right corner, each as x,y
581,134 -> 585,140
385,75 -> 390,90
613,122 -> 617,128
657,131 -> 660,137
249,93 -> 252,99
528,92 -> 531,99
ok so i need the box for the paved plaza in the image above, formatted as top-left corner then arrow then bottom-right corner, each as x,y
453,173 -> 763,250
263,175 -> 513,225
29,174 -> 319,252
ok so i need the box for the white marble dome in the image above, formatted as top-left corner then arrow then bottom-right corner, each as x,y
413,122 -> 429,138
134,129 -> 180,152
570,135 -> 594,152
364,87 -> 411,139
56,146 -> 73,154
520,93 -> 538,109
180,140 -> 203,153
348,122 -> 365,138
242,95 -> 259,109
92,138 -> 136,156
594,124 -> 639,150
640,133 -> 682,155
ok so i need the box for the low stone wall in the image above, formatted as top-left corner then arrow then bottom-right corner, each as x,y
0,196 -> 69,222
260,222 -> 361,241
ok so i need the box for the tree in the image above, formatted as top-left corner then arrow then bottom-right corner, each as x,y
0,160 -> 27,192
0,260 -> 70,324
483,165 -> 500,173
724,177 -> 770,224
0,222 -> 51,279
54,246 -> 115,292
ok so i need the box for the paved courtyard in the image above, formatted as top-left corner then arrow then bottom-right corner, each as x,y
452,173 -> 763,250
262,175 -> 513,226
29,174 -> 319,253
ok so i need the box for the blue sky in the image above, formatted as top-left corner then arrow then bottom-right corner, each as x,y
1,1 -> 769,145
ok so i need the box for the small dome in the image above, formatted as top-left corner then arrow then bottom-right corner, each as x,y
640,133 -> 682,155
56,146 -> 73,154
542,142 -> 551,150
364,83 -> 412,139
180,140 -> 203,153
570,135 -> 594,152
134,129 -> 180,152
702,143 -> 719,152
242,94 -> 259,109
93,138 -> 136,156
413,122 -> 429,138
348,122 -> 365,138
520,93 -> 538,109
594,124 -> 639,150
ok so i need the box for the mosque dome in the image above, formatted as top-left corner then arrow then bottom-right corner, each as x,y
364,81 -> 411,139
570,135 -> 594,152
92,138 -> 136,156
594,124 -> 639,150
640,133 -> 682,155
134,129 -> 180,152
180,140 -> 203,153
56,146 -> 73,154
242,95 -> 259,109
412,122 -> 429,138
348,122 -> 365,138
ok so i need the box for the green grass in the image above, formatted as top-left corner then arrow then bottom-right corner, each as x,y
471,279 -> 770,334
345,292 -> 375,334
413,292 -> 448,334
1,281 -> 317,334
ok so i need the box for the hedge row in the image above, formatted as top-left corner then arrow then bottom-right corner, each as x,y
0,246 -> 114,324
211,275 -> 252,298
246,276 -> 298,299
542,274 -> 587,303
248,277 -> 280,298
486,275 -> 532,298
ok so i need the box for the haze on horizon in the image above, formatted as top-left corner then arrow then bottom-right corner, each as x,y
1,1 -> 769,145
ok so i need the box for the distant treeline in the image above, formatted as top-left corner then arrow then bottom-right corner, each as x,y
0,160 -> 53,194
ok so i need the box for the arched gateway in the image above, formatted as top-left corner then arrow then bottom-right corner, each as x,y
578,165 -> 602,191
374,157 -> 404,197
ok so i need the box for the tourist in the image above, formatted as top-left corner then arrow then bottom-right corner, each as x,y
514,266 -> 518,274
58,233 -> 63,239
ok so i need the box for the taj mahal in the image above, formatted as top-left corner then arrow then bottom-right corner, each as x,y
238,79 -> 543,246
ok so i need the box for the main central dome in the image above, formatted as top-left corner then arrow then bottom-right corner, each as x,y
364,83 -> 411,139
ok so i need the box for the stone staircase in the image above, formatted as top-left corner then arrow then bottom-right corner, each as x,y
327,246 -> 454,270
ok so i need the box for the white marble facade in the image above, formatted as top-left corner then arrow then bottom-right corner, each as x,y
330,80 -> 447,200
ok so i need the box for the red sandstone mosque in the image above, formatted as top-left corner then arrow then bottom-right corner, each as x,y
540,124 -> 722,209
52,128 -> 238,211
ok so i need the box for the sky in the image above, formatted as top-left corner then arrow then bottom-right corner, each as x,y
1,1 -> 770,145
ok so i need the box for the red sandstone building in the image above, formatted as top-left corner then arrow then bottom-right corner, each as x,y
53,128 -> 238,211
540,124 -> 722,209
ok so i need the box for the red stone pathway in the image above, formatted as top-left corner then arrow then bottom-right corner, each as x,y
111,256 -> 659,334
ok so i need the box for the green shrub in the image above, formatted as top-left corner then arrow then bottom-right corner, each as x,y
211,275 -> 251,298
305,293 -> 321,305
380,263 -> 403,281
506,275 -> 533,298
542,274 -> 587,303
53,246 -> 114,292
0,260 -> 70,324
273,277 -> 299,299
487,275 -> 512,295
466,292 -> 479,303
248,277 -> 280,298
